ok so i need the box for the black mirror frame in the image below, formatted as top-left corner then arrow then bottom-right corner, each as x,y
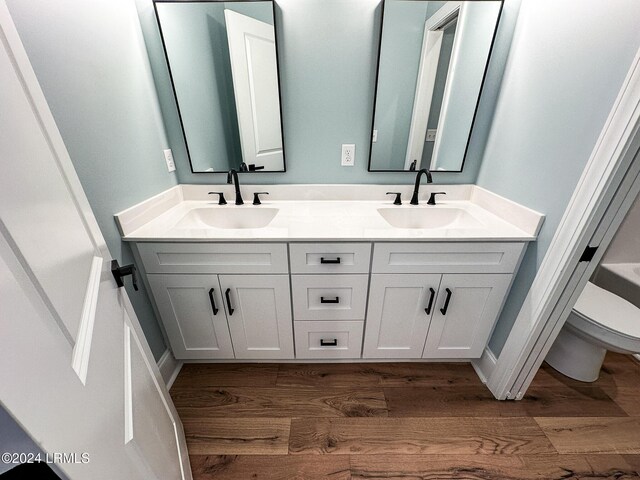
153,0 -> 287,174
367,0 -> 504,174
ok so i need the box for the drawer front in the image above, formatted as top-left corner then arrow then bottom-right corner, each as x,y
294,321 -> 363,359
292,274 -> 369,320
137,242 -> 288,274
289,243 -> 371,274
372,242 -> 525,274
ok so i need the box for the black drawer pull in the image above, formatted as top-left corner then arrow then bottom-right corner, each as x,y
320,257 -> 341,264
320,339 -> 338,347
424,287 -> 435,315
320,296 -> 340,304
440,288 -> 452,315
208,288 -> 219,315
225,287 -> 234,316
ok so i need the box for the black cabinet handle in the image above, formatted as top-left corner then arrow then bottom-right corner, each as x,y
208,288 -> 219,315
320,296 -> 340,304
225,288 -> 234,316
320,257 -> 341,264
424,287 -> 435,315
320,339 -> 338,347
440,288 -> 452,315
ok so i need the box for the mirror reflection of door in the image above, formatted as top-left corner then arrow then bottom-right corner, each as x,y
405,4 -> 459,170
155,1 -> 285,173
225,10 -> 284,172
369,0 -> 502,173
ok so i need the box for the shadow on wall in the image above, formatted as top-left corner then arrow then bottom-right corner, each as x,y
488,241 -> 538,353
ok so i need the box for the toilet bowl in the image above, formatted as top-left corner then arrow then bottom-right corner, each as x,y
546,281 -> 640,382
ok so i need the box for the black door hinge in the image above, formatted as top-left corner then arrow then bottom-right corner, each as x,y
579,245 -> 598,262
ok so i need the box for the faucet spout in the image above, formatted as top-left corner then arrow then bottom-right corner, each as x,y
410,169 -> 433,205
227,169 -> 244,205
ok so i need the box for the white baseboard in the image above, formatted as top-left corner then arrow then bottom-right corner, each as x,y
472,347 -> 497,385
633,354 -> 640,364
157,349 -> 183,390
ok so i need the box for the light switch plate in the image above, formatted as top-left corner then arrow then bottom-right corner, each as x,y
341,144 -> 355,166
163,149 -> 176,172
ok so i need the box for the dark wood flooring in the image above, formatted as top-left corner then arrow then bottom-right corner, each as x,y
171,353 -> 640,479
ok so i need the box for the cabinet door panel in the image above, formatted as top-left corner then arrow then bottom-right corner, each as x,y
219,274 -> 294,359
147,274 -> 234,359
363,274 -> 441,358
423,274 -> 511,359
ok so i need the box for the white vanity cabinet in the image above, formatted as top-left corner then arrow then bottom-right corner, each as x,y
135,240 -> 525,362
138,243 -> 293,360
289,243 -> 371,359
363,273 -> 442,358
422,274 -> 511,358
218,274 -> 293,359
147,274 -> 234,359
363,242 -> 524,359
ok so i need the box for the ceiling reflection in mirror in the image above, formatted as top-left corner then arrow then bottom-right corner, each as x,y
369,0 -> 502,172
155,0 -> 285,173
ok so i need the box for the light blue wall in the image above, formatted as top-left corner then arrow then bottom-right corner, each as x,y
478,0 -> 640,355
7,0 -> 177,360
140,0 -> 521,186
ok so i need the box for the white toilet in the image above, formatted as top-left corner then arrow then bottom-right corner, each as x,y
546,281 -> 640,382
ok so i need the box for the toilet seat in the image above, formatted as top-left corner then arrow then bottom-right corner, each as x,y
567,282 -> 640,353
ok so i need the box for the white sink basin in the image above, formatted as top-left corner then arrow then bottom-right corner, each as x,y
377,207 -> 483,229
175,207 -> 279,229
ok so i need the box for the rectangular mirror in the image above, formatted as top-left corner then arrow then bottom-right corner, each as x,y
369,0 -> 502,172
155,0 -> 286,173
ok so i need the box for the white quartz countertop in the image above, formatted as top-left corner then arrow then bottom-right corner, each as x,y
115,185 -> 544,243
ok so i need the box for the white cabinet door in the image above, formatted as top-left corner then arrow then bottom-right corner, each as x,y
363,274 -> 442,358
423,274 -> 512,359
147,274 -> 234,360
219,274 -> 294,359
0,6 -> 190,477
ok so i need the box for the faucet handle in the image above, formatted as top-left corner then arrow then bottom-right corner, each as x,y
386,192 -> 402,205
208,192 -> 227,205
253,192 -> 269,205
427,192 -> 446,205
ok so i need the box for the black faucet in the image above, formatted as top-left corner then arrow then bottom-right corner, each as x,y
227,169 -> 244,205
410,168 -> 433,205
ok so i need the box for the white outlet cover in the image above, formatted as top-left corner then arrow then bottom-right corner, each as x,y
425,129 -> 437,142
341,144 -> 355,167
163,149 -> 176,172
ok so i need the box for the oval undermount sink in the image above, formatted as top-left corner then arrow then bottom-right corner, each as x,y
377,207 -> 483,229
175,207 -> 279,229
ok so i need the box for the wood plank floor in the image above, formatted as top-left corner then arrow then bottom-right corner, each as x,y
171,353 -> 640,479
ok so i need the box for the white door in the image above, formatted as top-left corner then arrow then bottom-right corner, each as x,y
363,274 -> 442,358
219,274 -> 293,359
423,274 -> 511,358
225,9 -> 283,170
0,6 -> 191,479
147,275 -> 234,360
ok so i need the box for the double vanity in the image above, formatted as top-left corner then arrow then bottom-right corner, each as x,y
125,0 -> 531,364
116,184 -> 543,363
